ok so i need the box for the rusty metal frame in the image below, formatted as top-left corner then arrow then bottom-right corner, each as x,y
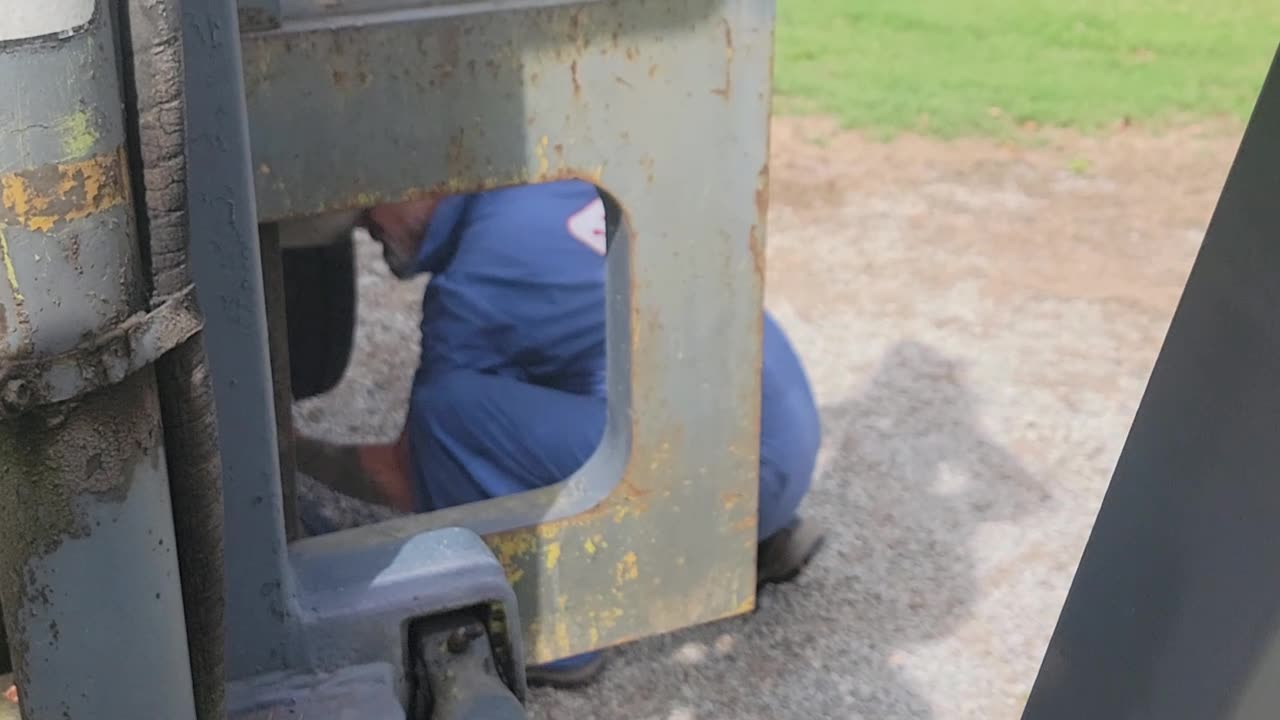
193,0 -> 769,700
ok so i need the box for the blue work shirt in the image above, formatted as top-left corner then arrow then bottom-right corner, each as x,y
402,179 -> 818,539
410,181 -> 608,396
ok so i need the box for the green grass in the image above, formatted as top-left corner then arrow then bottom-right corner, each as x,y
775,0 -> 1280,136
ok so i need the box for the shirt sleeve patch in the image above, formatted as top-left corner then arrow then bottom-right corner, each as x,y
566,197 -> 607,256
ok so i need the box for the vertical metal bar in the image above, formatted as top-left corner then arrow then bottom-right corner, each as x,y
1021,46 -> 1280,720
184,0 -> 296,678
259,224 -> 302,541
0,2 -> 198,718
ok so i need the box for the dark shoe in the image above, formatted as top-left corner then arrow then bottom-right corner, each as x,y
525,652 -> 607,690
757,517 -> 826,587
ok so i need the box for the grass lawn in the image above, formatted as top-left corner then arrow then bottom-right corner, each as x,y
775,0 -> 1280,136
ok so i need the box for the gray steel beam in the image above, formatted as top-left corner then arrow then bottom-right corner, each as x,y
185,0 -> 298,679
1022,45 -> 1280,720
0,2 -> 198,718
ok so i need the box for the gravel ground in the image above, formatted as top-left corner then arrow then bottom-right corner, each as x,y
295,117 -> 1242,719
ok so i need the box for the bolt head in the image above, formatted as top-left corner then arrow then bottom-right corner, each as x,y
2,379 -> 31,412
446,625 -> 485,654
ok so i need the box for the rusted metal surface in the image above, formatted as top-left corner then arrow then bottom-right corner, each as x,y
0,284 -> 204,418
0,1 -> 198,717
239,0 -> 774,666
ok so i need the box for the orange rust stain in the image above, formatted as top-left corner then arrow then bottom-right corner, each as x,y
570,60 -> 582,97
0,149 -> 126,232
712,19 -> 735,99
648,64 -> 660,79
749,163 -> 770,281
721,491 -> 742,510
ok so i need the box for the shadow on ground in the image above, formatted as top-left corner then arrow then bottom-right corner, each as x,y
531,340 -> 1051,720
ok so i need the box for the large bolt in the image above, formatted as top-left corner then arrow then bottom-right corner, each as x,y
446,625 -> 485,654
1,379 -> 32,415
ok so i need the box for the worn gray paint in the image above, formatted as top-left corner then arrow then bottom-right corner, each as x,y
228,662 -> 404,719
0,2 -> 197,717
16,433 -> 198,719
0,285 -> 204,418
289,526 -> 526,702
223,527 -> 524,712
184,0 -> 297,679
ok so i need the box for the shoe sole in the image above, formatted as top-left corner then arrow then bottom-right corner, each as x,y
525,655 -> 608,690
757,528 -> 827,588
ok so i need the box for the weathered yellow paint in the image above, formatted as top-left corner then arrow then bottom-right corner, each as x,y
595,608 -> 624,627
57,110 -> 97,161
615,551 -> 639,585
536,135 -> 551,176
544,541 -> 562,570
0,150 -> 126,232
0,229 -> 22,304
490,531 -> 537,584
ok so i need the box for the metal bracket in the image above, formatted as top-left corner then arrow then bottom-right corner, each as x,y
0,284 -> 204,418
410,613 -> 525,720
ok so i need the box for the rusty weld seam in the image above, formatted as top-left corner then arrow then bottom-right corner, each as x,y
0,148 -> 127,232
0,284 -> 204,418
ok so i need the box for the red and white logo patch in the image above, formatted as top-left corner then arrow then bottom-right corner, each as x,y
566,197 -> 607,256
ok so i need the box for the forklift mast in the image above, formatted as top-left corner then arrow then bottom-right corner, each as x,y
0,0 -> 773,717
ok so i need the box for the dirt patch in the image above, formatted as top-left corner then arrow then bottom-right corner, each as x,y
767,116 -> 1238,322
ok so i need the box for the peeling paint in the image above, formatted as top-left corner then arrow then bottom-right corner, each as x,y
536,135 -> 551,177
615,551 -> 639,585
0,229 -> 23,305
0,149 -> 126,233
56,110 -> 97,162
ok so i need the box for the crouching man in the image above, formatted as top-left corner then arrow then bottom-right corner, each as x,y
298,180 -> 825,687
